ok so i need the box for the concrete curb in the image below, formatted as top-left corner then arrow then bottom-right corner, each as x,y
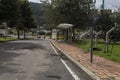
50,40 -> 100,80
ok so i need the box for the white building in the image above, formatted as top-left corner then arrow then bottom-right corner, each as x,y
0,23 -> 8,37
52,29 -> 58,40
0,29 -> 7,36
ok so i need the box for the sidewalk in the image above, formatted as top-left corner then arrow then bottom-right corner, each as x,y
51,40 -> 120,80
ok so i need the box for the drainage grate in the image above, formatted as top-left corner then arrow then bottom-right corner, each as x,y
50,54 -> 59,56
46,75 -> 61,79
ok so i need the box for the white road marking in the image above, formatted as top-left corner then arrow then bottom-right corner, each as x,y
61,59 -> 81,80
48,40 -> 81,80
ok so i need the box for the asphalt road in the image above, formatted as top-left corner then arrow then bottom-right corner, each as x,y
0,39 -> 77,80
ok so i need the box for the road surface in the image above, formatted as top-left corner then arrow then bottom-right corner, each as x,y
0,39 -> 90,80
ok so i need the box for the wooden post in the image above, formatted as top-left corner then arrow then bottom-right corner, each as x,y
105,27 -> 115,53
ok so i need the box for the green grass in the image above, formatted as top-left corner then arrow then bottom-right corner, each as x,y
74,40 -> 91,51
0,38 -> 17,42
74,40 -> 120,63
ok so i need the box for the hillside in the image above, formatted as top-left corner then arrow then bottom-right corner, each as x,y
30,2 -> 44,26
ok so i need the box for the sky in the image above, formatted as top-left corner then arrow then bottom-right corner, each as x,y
96,0 -> 120,10
29,0 -> 40,3
29,0 -> 120,10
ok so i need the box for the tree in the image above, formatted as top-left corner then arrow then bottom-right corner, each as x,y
96,10 -> 114,40
0,0 -> 20,24
30,2 -> 45,26
20,0 -> 37,39
41,0 -> 93,40
116,9 -> 120,26
0,0 -> 37,39
41,0 -> 90,27
0,0 -> 21,38
109,9 -> 120,42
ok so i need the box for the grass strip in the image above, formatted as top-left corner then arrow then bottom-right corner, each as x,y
0,38 -> 17,42
74,40 -> 120,63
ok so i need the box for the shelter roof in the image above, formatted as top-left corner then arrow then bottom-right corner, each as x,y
57,23 -> 74,29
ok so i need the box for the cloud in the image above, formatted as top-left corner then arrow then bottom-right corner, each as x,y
29,0 -> 120,10
96,0 -> 120,10
105,0 -> 120,10
29,0 -> 40,3
96,0 -> 102,9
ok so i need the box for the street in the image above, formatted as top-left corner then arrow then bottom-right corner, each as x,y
0,39 -> 93,80
0,0 -> 120,79
0,39 -> 81,80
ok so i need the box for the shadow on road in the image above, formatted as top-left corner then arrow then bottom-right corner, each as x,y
0,40 -> 46,75
34,53 -> 74,80
0,41 -> 46,51
0,50 -> 22,74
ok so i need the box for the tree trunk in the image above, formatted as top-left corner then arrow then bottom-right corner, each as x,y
17,29 -> 20,39
72,27 -> 75,41
23,30 -> 26,39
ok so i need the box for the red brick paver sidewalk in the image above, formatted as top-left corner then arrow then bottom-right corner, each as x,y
51,40 -> 120,80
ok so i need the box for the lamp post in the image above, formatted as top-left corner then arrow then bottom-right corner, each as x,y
90,0 -> 96,63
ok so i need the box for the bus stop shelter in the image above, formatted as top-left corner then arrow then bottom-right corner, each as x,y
57,23 -> 74,41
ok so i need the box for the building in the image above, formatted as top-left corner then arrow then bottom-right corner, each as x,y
0,29 -> 6,37
0,23 -> 8,37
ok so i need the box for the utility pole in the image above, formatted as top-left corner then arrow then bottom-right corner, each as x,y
90,0 -> 96,63
102,0 -> 105,9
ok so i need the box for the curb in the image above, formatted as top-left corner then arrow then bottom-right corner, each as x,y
50,40 -> 100,80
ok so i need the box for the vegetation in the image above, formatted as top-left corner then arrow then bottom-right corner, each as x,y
40,0 -> 120,40
0,0 -> 120,62
96,10 -> 114,39
74,40 -> 120,63
0,0 -> 37,39
19,0 -> 37,39
39,0 -> 120,62
0,38 -> 17,42
30,2 -> 44,26
40,0 -> 94,38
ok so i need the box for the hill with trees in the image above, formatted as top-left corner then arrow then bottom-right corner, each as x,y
30,2 -> 44,26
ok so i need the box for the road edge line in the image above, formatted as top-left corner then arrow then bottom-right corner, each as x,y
49,39 -> 100,80
48,39 -> 81,80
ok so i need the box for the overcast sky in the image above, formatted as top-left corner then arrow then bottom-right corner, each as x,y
29,0 -> 120,10
96,0 -> 120,10
29,0 -> 40,3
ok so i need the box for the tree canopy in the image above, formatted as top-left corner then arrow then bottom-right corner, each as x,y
30,2 -> 44,26
0,0 -> 20,23
0,0 -> 37,38
20,0 -> 37,30
41,0 -> 93,30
